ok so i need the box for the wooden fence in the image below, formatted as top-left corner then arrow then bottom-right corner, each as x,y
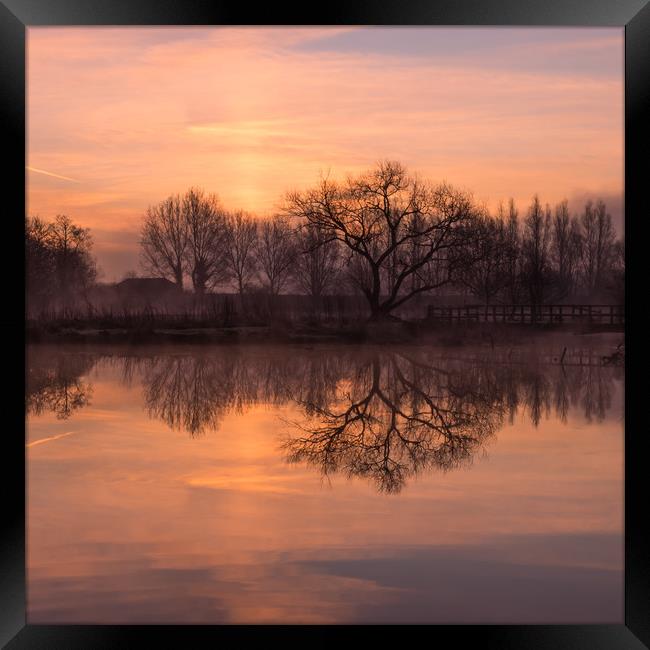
426,304 -> 624,325
419,346 -> 623,367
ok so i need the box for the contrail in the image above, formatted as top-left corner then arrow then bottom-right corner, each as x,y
26,431 -> 77,448
26,166 -> 80,183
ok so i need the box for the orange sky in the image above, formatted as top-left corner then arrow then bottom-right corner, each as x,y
27,27 -> 624,281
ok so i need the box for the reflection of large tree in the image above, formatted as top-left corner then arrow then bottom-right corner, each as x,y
26,349 -> 94,419
283,353 -> 504,493
282,352 -> 622,493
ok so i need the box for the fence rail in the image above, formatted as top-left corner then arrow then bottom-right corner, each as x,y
426,304 -> 624,325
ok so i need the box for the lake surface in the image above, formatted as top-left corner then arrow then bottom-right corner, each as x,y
26,343 -> 624,624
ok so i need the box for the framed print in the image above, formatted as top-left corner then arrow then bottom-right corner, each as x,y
2,0 -> 648,647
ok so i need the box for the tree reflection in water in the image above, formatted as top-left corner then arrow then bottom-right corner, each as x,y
284,353 -> 502,493
26,346 -> 622,492
137,350 -> 346,436
26,348 -> 94,419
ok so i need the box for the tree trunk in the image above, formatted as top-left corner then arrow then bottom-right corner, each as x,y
192,265 -> 208,295
367,265 -> 386,320
193,275 -> 206,296
369,304 -> 394,322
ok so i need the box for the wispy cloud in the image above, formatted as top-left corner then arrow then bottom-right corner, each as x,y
27,431 -> 77,448
27,166 -> 80,183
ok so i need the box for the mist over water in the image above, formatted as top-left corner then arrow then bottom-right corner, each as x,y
26,343 -> 623,623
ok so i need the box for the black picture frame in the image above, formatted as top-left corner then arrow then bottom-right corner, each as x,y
2,1 -> 648,647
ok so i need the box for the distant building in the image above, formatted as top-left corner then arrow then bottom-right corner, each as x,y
115,277 -> 183,305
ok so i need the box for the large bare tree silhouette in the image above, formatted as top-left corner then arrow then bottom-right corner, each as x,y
284,161 -> 483,320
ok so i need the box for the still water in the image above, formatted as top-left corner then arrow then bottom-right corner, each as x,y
26,343 -> 623,624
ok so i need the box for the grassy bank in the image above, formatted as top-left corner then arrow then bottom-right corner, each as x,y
26,318 -> 624,346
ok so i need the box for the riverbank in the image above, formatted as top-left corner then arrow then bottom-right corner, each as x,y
26,319 -> 624,348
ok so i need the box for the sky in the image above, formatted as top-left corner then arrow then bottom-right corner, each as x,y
27,27 -> 624,282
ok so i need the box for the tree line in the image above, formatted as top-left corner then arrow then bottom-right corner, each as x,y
26,160 -> 624,320
26,214 -> 97,315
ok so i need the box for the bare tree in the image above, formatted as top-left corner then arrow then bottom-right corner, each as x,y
224,210 -> 259,296
579,200 -> 598,295
577,200 -> 616,297
140,194 -> 187,288
501,199 -> 523,304
26,216 -> 55,313
550,200 -> 582,300
521,196 -> 553,311
568,215 -> 583,295
293,222 -> 341,298
256,215 -> 297,296
458,211 -> 514,313
592,200 -> 617,294
284,160 -> 480,320
607,238 -> 625,304
27,215 -> 98,316
39,215 -> 96,314
183,187 -> 229,295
